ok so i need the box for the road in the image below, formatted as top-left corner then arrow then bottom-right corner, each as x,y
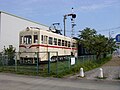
0,73 -> 120,90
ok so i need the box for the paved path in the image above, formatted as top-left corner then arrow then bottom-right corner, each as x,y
103,56 -> 120,66
0,73 -> 120,90
70,56 -> 120,81
85,56 -> 120,80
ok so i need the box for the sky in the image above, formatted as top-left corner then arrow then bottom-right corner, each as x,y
0,0 -> 120,37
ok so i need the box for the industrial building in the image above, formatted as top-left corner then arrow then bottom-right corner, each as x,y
0,11 -> 49,52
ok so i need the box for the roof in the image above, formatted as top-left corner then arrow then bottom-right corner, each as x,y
0,10 -> 49,28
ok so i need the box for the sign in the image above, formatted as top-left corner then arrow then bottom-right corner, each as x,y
71,57 -> 75,65
116,34 -> 120,42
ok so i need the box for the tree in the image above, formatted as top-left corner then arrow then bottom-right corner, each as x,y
78,27 -> 97,54
4,45 -> 16,65
78,27 -> 116,59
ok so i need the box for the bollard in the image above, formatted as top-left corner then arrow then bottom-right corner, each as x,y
98,68 -> 103,78
80,68 -> 84,77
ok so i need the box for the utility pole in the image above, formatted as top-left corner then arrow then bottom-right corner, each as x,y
70,8 -> 76,56
63,8 -> 76,36
63,15 -> 67,36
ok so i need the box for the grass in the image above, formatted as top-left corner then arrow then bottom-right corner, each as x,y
0,55 -> 112,78
55,56 -> 111,78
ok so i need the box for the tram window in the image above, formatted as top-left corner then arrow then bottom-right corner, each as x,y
20,36 -> 23,44
24,35 -> 32,44
44,35 -> 48,44
34,35 -> 38,43
49,37 -> 53,45
24,37 -> 26,44
72,43 -> 75,47
41,35 -> 43,44
65,41 -> 67,46
58,39 -> 61,46
54,38 -> 57,45
68,41 -> 70,47
62,40 -> 64,46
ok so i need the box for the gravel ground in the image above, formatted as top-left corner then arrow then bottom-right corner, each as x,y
68,55 -> 120,81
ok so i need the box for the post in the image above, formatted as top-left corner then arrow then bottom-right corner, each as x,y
56,52 -> 58,77
14,55 -> 17,72
80,68 -> 84,77
36,52 -> 39,74
68,56 -> 70,69
98,68 -> 103,78
48,52 -> 50,74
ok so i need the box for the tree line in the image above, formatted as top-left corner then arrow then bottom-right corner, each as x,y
78,27 -> 116,59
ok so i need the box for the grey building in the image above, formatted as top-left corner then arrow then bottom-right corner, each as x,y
0,11 -> 49,52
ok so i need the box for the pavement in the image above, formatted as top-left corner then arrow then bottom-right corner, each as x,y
0,73 -> 120,90
69,55 -> 120,81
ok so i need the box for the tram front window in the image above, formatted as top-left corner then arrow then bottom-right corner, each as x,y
24,35 -> 32,44
34,35 -> 38,43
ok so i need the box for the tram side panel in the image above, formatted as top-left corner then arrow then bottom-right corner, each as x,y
19,27 -> 78,63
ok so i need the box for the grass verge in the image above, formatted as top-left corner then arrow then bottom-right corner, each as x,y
0,56 -> 112,78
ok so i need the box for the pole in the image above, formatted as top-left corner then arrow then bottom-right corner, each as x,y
48,52 -> 50,74
56,52 -> 58,77
71,18 -> 74,55
36,52 -> 39,74
15,55 -> 17,72
63,15 -> 66,36
36,40 -> 39,75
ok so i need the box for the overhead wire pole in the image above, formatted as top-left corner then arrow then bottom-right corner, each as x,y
63,8 -> 76,57
63,8 -> 76,36
63,15 -> 67,36
71,8 -> 76,56
71,8 -> 74,56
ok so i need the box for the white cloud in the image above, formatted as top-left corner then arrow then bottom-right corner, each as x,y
77,0 -> 120,11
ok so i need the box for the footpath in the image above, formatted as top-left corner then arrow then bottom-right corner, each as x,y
69,56 -> 120,81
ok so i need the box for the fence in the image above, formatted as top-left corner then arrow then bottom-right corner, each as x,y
0,52 -> 110,77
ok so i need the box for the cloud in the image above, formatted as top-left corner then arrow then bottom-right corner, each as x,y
77,0 -> 120,11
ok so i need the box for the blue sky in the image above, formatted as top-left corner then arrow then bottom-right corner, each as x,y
0,0 -> 120,37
